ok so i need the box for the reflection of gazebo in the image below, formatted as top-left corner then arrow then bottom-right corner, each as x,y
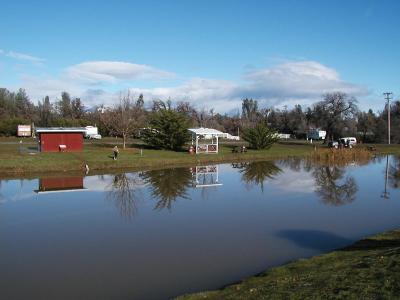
191,165 -> 223,188
188,128 -> 224,154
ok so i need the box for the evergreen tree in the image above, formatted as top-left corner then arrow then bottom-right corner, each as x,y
38,95 -> 52,126
71,97 -> 85,119
142,109 -> 190,151
58,91 -> 72,118
15,88 -> 33,119
136,94 -> 144,109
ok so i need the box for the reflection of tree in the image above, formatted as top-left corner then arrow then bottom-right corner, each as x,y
313,166 -> 358,206
0,180 -> 4,204
107,173 -> 143,219
235,161 -> 282,192
389,156 -> 400,189
140,168 -> 192,210
278,158 -> 303,172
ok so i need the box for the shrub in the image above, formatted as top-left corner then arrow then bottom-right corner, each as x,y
242,123 -> 279,149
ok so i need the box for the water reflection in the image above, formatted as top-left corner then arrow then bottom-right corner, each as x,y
234,159 -> 359,205
312,166 -> 358,206
389,156 -> 400,189
35,176 -> 85,193
0,180 -> 5,204
1,156 -> 400,300
106,173 -> 143,219
233,161 -> 282,192
140,168 -> 192,211
190,165 -> 222,188
276,229 -> 352,251
278,157 -> 313,173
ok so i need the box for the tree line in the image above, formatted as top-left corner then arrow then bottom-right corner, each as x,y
1,87 -> 399,146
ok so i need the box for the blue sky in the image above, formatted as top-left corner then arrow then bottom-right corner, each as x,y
1,0 -> 399,112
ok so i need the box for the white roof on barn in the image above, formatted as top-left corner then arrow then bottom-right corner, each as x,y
188,128 -> 225,136
35,127 -> 87,133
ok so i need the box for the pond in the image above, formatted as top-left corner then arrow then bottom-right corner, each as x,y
0,156 -> 399,300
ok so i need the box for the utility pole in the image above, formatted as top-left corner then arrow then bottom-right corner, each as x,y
383,92 -> 393,145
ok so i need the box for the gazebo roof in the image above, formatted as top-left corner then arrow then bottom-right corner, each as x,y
188,127 -> 224,136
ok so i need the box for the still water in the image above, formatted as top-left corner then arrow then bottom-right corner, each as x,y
0,156 -> 399,300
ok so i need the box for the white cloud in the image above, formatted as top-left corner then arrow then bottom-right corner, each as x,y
20,76 -> 119,106
20,75 -> 84,102
16,60 -> 369,112
65,61 -> 175,83
3,50 -> 45,63
129,78 -> 241,112
241,60 -> 367,100
127,61 -> 368,111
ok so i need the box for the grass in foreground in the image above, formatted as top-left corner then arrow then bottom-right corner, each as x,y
177,229 -> 400,300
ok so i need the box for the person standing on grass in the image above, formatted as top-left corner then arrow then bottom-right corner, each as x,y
113,146 -> 119,160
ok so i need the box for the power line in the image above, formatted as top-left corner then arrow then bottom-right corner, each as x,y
383,92 -> 393,145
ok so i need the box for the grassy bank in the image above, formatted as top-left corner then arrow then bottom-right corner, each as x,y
0,138 -> 399,178
0,139 -> 313,177
177,229 -> 400,300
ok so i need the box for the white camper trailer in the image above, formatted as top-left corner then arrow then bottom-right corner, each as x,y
307,129 -> 326,140
84,126 -> 102,139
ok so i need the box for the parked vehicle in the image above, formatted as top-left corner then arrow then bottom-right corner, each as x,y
328,141 -> 339,149
87,134 -> 102,140
328,137 -> 356,149
340,137 -> 357,147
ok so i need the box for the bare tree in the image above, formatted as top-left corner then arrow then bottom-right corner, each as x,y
241,98 -> 259,126
311,92 -> 358,142
101,92 -> 145,148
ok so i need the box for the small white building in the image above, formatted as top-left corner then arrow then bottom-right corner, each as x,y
17,125 -> 31,137
188,128 -> 225,154
221,132 -> 240,141
277,133 -> 291,139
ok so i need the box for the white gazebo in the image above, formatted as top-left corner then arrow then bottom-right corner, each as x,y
188,127 -> 225,154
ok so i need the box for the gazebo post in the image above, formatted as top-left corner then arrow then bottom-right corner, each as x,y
216,135 -> 219,153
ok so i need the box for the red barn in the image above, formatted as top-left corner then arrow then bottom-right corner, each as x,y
36,127 -> 86,152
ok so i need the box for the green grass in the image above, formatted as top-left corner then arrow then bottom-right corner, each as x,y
176,229 -> 400,300
0,139 -> 313,177
0,138 -> 399,178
